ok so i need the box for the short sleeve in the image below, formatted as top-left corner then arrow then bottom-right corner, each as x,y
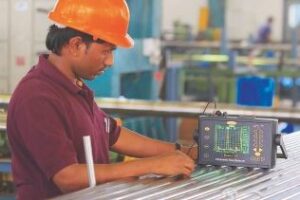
107,116 -> 121,146
15,95 -> 78,179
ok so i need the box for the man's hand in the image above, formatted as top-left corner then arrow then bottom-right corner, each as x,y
181,145 -> 198,161
151,150 -> 195,177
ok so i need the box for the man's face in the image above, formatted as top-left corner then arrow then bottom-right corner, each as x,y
71,41 -> 116,80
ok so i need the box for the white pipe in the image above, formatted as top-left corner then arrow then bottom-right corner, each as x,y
83,136 -> 96,188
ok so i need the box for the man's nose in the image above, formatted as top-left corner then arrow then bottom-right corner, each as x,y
104,53 -> 114,67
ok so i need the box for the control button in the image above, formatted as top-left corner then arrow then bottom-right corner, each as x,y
204,145 -> 210,149
204,135 -> 210,140
204,127 -> 210,132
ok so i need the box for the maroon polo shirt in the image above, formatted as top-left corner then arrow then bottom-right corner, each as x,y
7,54 -> 121,199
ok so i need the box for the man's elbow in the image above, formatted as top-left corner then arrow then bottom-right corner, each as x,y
52,164 -> 87,193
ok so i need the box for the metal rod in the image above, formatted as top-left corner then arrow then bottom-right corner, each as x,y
83,136 -> 96,188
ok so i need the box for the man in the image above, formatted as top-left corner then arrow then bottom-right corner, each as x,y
7,0 -> 197,199
256,16 -> 273,44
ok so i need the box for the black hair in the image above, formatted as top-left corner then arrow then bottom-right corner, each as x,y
45,24 -> 104,55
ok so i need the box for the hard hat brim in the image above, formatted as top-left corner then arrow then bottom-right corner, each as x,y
98,33 -> 134,48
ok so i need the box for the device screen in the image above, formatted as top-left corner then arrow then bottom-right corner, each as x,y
213,124 -> 250,156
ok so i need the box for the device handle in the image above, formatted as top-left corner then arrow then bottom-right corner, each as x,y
275,134 -> 288,159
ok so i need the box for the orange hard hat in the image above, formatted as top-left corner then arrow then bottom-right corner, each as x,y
48,0 -> 134,48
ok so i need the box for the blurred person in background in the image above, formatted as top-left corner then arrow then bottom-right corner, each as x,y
255,16 -> 274,44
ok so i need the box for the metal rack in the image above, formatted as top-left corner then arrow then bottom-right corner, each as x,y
1,95 -> 300,146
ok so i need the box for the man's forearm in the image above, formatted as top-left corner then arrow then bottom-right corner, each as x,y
95,158 -> 158,182
53,160 -> 157,193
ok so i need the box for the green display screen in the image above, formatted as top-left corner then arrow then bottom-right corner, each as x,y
213,124 -> 250,155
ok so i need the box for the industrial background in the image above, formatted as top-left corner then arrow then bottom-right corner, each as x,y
1,0 -> 300,199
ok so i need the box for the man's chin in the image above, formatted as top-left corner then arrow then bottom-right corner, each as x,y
81,75 -> 96,81
82,72 -> 104,80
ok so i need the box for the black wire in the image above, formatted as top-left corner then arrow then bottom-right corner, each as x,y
202,101 -> 210,114
201,100 -> 217,115
186,100 -> 217,158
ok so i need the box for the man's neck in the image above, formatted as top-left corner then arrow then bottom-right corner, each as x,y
48,53 -> 77,82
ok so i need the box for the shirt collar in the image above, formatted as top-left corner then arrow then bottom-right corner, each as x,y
37,54 -> 93,95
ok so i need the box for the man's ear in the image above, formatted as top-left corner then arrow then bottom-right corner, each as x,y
68,36 -> 86,57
